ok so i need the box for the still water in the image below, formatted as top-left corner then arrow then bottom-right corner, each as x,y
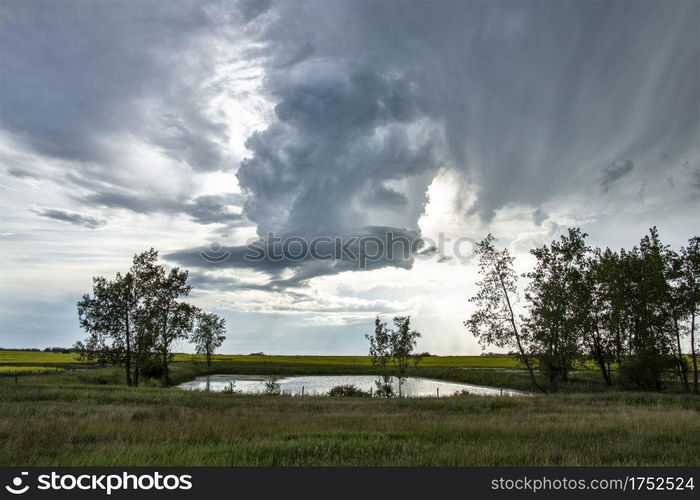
177,374 -> 525,397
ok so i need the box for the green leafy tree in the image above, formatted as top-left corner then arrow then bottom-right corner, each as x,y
148,261 -> 194,386
366,316 -> 394,397
77,269 -> 142,386
524,228 -> 588,392
191,311 -> 227,367
76,248 -> 198,387
465,234 -> 544,392
585,248 -> 628,386
617,229 -> 677,390
677,237 -> 700,394
389,316 -> 421,397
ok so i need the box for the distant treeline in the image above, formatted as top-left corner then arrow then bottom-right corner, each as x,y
467,227 -> 699,394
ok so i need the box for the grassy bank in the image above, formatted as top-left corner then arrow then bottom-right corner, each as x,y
1,376 -> 698,466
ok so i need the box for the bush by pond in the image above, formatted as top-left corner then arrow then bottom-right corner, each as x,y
327,384 -> 371,397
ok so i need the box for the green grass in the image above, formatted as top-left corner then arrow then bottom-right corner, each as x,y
0,366 -> 64,374
1,376 -> 698,466
0,351 -> 85,365
1,359 -> 697,466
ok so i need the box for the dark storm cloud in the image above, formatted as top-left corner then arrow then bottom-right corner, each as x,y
0,1 -> 249,181
166,226 -> 423,287
532,209 -> 548,227
2,1 -> 698,286
7,168 -> 38,180
236,0 -> 698,226
600,159 -> 635,193
80,191 -> 243,225
237,65 -> 440,239
32,208 -> 105,229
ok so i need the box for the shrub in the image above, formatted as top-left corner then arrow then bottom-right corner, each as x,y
263,377 -> 281,395
374,380 -> 395,398
618,353 -> 677,391
140,359 -> 165,380
327,384 -> 371,397
222,382 -> 239,394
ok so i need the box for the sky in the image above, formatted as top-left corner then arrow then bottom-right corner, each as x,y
1,0 -> 698,355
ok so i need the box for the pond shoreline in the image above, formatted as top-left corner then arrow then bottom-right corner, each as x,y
177,373 -> 529,397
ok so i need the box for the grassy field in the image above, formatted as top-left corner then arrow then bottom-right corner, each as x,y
0,366 -> 64,374
2,352 -> 697,466
1,371 -> 698,466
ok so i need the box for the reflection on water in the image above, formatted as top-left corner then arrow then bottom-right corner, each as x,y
177,374 -> 525,397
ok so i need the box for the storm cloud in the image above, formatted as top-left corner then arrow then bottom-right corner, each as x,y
1,1 -> 699,351
233,0 -> 698,230
32,208 -> 106,229
600,159 -> 635,193
80,191 -> 243,225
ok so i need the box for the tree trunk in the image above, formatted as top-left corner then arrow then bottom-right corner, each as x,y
133,364 -> 139,387
498,273 -> 545,393
125,311 -> 132,387
162,348 -> 169,387
161,308 -> 170,387
593,353 -> 612,386
674,317 -> 690,393
591,326 -> 612,386
206,350 -> 211,368
691,311 -> 698,395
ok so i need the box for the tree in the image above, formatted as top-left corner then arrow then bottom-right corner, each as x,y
678,237 -> 700,394
465,234 -> 544,392
76,248 -> 198,387
389,316 -> 421,397
191,311 -> 227,368
617,229 -> 677,390
586,248 -> 628,386
412,352 -> 430,367
76,277 -> 113,367
147,262 -> 194,386
668,249 -> 691,393
366,317 -> 393,397
77,272 -> 139,386
524,228 -> 589,392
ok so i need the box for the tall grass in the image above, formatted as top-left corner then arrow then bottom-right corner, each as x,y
1,378 -> 698,466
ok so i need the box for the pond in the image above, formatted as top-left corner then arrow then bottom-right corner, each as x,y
176,374 -> 526,397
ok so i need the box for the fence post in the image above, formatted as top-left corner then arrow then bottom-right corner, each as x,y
301,386 -> 304,397
436,387 -> 439,398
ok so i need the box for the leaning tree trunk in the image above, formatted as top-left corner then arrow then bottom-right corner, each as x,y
499,274 -> 545,393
